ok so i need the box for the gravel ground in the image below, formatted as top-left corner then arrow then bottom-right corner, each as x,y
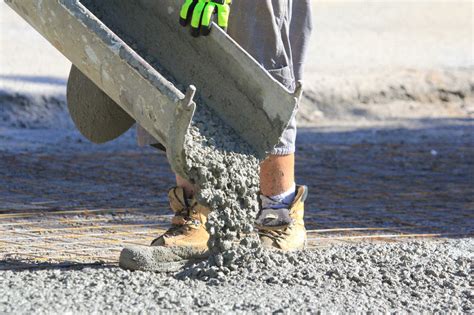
1,239 -> 472,313
1,1 -> 473,313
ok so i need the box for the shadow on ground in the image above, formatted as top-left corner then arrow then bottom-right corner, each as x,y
0,260 -> 115,271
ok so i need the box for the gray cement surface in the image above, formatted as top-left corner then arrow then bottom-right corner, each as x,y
1,0 -> 473,313
1,239 -> 472,313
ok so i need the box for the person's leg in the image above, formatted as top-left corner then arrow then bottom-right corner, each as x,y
260,0 -> 312,201
228,0 -> 312,250
229,0 -> 298,202
260,109 -> 298,204
260,154 -> 295,197
176,175 -> 196,198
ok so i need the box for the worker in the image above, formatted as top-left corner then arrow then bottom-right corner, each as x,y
137,0 -> 313,253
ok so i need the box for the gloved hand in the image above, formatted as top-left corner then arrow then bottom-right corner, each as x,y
179,0 -> 231,37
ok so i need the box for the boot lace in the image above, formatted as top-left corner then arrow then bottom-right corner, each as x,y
258,226 -> 290,243
164,199 -> 201,236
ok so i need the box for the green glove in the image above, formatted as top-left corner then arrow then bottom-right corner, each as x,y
179,0 -> 231,37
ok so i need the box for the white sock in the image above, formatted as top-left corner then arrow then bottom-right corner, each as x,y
261,183 -> 296,209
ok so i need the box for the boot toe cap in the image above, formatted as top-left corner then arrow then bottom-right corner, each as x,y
119,246 -> 186,272
119,246 -> 155,271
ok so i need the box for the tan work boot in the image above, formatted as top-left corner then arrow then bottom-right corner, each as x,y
118,187 -> 210,272
150,187 -> 210,253
256,185 -> 308,251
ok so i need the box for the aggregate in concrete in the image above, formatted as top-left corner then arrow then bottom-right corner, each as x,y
0,239 -> 472,313
179,105 -> 262,272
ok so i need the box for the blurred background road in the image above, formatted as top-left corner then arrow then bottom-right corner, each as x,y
1,0 -> 472,128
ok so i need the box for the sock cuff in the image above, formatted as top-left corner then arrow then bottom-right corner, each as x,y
270,183 -> 296,202
261,183 -> 296,209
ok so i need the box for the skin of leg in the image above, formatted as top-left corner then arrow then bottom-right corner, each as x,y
259,154 -> 295,197
176,174 -> 196,199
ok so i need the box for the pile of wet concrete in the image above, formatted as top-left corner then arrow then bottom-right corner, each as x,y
121,103 -> 284,278
1,239 -> 471,312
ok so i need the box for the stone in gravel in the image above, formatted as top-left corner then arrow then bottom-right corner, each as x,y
1,239 -> 472,313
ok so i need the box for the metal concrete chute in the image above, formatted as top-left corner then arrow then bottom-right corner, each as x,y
5,0 -> 301,177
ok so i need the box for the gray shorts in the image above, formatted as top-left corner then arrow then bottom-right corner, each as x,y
138,0 -> 313,155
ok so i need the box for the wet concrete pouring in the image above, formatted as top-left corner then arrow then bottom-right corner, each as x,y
1,115 -> 473,312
